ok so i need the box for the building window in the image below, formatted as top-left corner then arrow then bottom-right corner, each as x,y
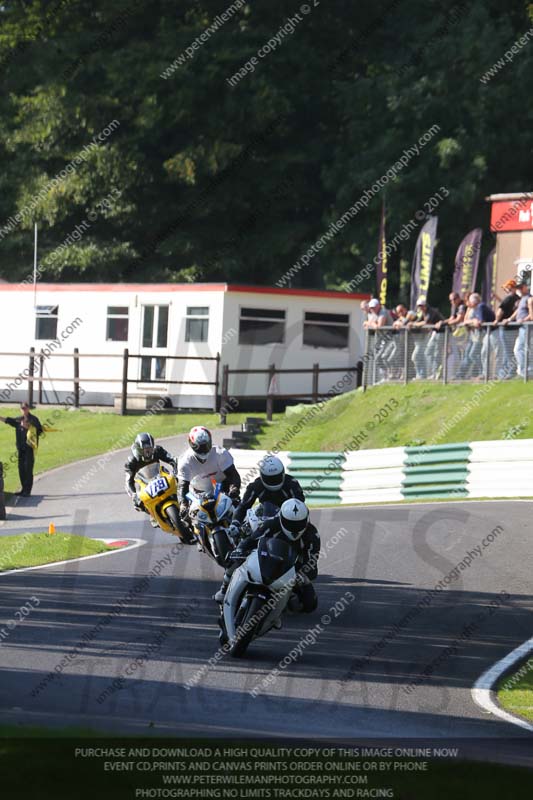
239,307 -> 285,345
106,306 -> 129,341
303,311 -> 350,348
185,306 -> 209,342
35,306 -> 58,340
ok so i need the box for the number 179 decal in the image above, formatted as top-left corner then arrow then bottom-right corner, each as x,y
146,476 -> 169,497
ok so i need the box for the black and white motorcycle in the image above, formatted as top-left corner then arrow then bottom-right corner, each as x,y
220,533 -> 298,657
187,480 -> 239,568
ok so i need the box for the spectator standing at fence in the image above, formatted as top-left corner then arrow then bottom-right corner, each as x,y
456,293 -> 495,380
496,280 -> 520,378
0,402 -> 43,496
506,279 -> 533,377
434,292 -> 466,379
435,292 -> 467,328
408,298 -> 443,379
364,299 -> 395,382
392,304 -> 409,328
363,298 -> 393,329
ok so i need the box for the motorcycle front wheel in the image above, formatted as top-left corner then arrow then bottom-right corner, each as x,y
229,595 -> 264,658
165,504 -> 195,543
165,504 -> 181,530
213,530 -> 233,567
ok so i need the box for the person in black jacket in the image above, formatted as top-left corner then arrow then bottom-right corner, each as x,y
232,455 -> 305,527
0,402 -> 43,496
215,498 -> 320,612
124,432 -> 177,523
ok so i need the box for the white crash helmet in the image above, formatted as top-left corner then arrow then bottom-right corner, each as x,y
279,498 -> 309,541
188,426 -> 212,463
259,455 -> 285,491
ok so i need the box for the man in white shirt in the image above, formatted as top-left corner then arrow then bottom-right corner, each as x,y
177,426 -> 241,517
363,298 -> 394,329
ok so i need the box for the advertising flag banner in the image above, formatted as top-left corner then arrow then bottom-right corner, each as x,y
410,216 -> 438,310
481,248 -> 497,307
452,228 -> 483,299
376,203 -> 388,306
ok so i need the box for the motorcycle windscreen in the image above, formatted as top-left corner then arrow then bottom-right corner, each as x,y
136,463 -> 160,483
257,536 -> 297,585
259,501 -> 279,519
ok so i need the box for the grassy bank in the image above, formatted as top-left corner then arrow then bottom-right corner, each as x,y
0,406 -> 246,495
1,383 -> 532,498
0,533 -> 113,571
251,382 -> 533,452
497,657 -> 533,724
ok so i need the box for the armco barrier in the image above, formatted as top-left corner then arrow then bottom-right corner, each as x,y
288,452 -> 345,504
0,462 -> 5,520
230,440 -> 533,506
341,448 -> 404,504
402,442 -> 471,500
467,440 -> 533,498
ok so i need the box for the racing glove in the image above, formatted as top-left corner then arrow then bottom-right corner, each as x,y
228,485 -> 241,505
133,496 -> 145,512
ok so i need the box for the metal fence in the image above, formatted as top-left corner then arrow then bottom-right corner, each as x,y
363,324 -> 533,386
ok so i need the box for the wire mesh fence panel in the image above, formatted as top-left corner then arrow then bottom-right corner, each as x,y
367,330 -> 407,384
363,324 -> 532,386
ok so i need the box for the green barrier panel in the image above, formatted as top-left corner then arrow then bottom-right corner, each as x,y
306,491 -> 342,499
402,483 -> 468,498
401,442 -> 471,500
404,463 -> 470,475
404,450 -> 471,466
403,470 -> 469,486
287,452 -> 344,505
404,442 -> 471,454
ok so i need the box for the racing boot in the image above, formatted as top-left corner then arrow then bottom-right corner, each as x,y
213,573 -> 230,604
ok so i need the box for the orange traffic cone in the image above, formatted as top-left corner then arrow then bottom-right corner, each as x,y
48,522 -> 55,535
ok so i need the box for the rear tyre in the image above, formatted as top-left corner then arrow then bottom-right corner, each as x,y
229,595 -> 263,658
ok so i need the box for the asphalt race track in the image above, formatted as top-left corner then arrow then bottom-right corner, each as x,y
1,432 -> 532,762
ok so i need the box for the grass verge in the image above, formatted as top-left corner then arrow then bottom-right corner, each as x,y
0,533 -> 113,571
497,656 -> 533,723
251,381 -> 533,452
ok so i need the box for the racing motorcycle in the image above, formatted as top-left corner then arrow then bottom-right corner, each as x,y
188,482 -> 239,568
134,463 -> 185,537
221,534 -> 297,658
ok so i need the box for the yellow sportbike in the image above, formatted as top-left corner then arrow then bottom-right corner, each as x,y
134,463 -> 185,537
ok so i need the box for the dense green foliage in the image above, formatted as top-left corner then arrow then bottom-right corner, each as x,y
1,0 -> 532,307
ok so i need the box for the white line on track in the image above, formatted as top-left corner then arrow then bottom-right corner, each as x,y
0,538 -> 146,577
472,637 -> 533,732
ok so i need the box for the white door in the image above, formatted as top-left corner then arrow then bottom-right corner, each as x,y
139,305 -> 169,384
